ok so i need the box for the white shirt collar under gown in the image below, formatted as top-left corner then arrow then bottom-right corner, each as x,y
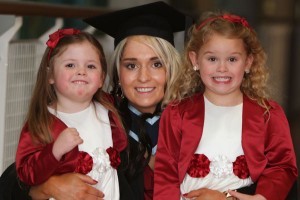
48,102 -> 119,200
180,97 -> 253,199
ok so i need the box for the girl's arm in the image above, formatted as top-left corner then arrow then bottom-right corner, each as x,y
16,122 -> 66,186
16,132 -> 61,186
154,105 -> 181,199
254,102 -> 298,199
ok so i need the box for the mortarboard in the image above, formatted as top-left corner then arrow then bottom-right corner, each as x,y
83,1 -> 186,47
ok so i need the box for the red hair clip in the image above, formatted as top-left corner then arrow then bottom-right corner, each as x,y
196,14 -> 251,31
46,28 -> 81,61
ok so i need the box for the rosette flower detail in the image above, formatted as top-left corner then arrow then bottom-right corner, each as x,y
106,147 -> 121,169
187,154 -> 210,178
233,155 -> 249,179
74,151 -> 93,174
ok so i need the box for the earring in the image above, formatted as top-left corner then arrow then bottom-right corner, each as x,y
245,69 -> 250,74
193,65 -> 199,71
115,82 -> 124,99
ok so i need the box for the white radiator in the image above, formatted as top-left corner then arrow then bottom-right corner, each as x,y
2,41 -> 43,173
0,16 -> 45,174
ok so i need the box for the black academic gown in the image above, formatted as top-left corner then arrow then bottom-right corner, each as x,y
118,105 -> 159,200
0,163 -> 31,200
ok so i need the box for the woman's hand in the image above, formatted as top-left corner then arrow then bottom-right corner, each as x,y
29,173 -> 104,200
183,188 -> 226,200
228,190 -> 267,200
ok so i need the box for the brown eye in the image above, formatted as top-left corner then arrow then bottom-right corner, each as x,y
87,64 -> 96,69
229,57 -> 237,62
125,63 -> 137,70
66,63 -> 74,68
208,57 -> 216,62
153,61 -> 163,68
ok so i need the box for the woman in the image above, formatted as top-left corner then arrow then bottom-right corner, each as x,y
109,34 -> 182,200
0,2 -> 186,200
86,2 -> 186,199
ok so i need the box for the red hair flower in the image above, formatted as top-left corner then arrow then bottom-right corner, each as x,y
106,147 -> 121,169
46,28 -> 81,60
222,14 -> 250,29
187,154 -> 210,178
196,14 -> 251,31
74,151 -> 93,174
233,155 -> 250,179
46,28 -> 81,49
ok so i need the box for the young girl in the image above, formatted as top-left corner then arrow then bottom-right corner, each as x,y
15,28 -> 127,200
154,11 -> 298,200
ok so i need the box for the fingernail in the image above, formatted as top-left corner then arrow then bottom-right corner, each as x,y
183,193 -> 188,197
93,179 -> 98,183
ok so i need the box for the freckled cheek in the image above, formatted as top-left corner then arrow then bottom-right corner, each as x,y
54,79 -> 70,91
52,72 -> 71,89
91,75 -> 104,88
199,71 -> 210,82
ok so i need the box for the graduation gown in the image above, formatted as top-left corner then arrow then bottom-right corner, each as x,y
118,105 -> 160,200
0,163 -> 31,200
154,93 -> 298,200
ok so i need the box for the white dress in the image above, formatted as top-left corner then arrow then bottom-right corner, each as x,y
49,102 -> 119,200
180,97 -> 252,199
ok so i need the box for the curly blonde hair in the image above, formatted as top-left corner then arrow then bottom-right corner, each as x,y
174,11 -> 270,109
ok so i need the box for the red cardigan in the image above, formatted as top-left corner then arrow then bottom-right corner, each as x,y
154,93 -> 298,200
16,96 -> 127,186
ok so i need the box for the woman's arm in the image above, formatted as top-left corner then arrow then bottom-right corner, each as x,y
184,189 -> 267,200
228,190 -> 266,200
184,188 -> 226,200
29,173 -> 104,200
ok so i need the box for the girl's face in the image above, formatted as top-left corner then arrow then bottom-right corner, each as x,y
49,41 -> 104,112
119,37 -> 166,114
189,33 -> 253,105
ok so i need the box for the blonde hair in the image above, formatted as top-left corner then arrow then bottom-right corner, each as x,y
109,35 -> 183,108
178,11 -> 269,109
27,32 -> 120,144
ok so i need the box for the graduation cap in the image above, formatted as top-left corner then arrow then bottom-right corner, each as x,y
83,1 -> 186,47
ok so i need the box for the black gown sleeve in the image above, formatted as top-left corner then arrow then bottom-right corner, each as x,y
0,162 -> 31,200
